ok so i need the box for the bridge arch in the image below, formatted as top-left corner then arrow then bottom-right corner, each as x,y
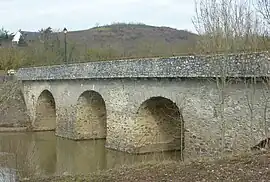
35,90 -> 56,131
75,90 -> 107,139
134,96 -> 184,154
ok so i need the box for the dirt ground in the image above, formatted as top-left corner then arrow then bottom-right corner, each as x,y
21,150 -> 270,182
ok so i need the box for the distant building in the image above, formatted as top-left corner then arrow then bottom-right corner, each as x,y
5,28 -> 59,48
11,30 -> 22,46
11,29 -> 41,47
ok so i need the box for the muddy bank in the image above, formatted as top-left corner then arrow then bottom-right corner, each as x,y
0,80 -> 30,128
20,151 -> 270,182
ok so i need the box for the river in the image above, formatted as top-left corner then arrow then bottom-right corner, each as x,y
0,131 -> 181,180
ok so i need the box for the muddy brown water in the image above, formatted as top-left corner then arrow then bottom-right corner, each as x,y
0,131 -> 181,179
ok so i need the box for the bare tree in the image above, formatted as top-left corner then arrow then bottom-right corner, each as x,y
244,76 -> 257,145
262,77 -> 270,141
216,60 -> 230,153
255,0 -> 270,25
192,0 -> 265,154
193,0 -> 265,53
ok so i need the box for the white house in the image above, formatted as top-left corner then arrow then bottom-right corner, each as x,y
12,30 -> 22,45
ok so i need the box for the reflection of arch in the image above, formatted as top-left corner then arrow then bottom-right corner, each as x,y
35,90 -> 56,131
75,90 -> 107,139
27,132 -> 57,176
135,96 -> 184,154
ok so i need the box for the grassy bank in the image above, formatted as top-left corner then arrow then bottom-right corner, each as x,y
20,150 -> 270,182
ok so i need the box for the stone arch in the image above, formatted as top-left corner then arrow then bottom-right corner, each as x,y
134,96 -> 184,154
35,90 -> 56,131
75,90 -> 107,139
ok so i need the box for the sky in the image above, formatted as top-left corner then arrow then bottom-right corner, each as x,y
0,0 -> 196,33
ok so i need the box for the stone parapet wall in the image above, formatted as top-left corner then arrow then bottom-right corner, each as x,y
16,52 -> 270,81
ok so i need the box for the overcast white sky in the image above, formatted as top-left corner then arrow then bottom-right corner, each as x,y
0,0 -> 196,33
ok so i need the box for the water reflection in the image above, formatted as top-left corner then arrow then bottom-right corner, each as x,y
56,138 -> 106,175
0,168 -> 17,182
0,132 -> 181,178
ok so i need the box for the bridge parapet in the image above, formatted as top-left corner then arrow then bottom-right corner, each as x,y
16,51 -> 270,81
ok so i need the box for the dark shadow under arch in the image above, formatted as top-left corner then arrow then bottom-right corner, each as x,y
35,90 -> 56,131
75,90 -> 107,140
135,96 -> 184,154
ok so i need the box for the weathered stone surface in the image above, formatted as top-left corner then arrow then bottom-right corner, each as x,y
16,51 -> 270,158
16,52 -> 270,80
75,90 -> 106,139
34,90 -> 56,131
0,80 -> 30,127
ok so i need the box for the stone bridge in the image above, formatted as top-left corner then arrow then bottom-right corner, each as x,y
16,52 -> 270,157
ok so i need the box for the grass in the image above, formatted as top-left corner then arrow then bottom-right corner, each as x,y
93,27 -> 112,31
20,150 -> 270,182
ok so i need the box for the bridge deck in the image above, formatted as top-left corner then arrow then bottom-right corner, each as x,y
16,52 -> 270,81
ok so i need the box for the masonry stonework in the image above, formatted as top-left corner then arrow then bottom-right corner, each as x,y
16,51 -> 270,158
34,90 -> 56,131
75,90 -> 106,140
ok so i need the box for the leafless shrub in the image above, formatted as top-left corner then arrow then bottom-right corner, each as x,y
193,0 -> 267,53
255,0 -> 270,26
192,0 -> 268,154
261,77 -> 270,149
244,77 -> 257,145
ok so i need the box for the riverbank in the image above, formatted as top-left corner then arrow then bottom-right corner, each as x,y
20,150 -> 270,182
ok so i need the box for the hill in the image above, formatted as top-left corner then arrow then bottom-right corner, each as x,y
65,23 -> 198,57
21,23 -> 198,58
